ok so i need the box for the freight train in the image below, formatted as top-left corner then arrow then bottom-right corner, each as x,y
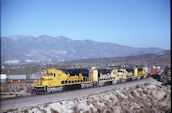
33,67 -> 148,94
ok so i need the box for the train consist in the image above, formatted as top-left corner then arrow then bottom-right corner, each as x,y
33,67 -> 148,94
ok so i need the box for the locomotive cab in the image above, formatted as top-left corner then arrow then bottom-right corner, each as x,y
33,68 -> 68,94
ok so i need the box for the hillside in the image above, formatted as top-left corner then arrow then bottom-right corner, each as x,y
62,50 -> 171,67
4,82 -> 171,113
1,35 -> 163,64
1,50 -> 170,75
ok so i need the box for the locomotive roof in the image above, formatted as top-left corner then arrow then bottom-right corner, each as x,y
61,68 -> 89,76
98,69 -> 112,75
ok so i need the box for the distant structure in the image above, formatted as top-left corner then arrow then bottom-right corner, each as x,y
150,65 -> 161,75
0,74 -> 7,83
7,75 -> 26,83
0,74 -> 40,83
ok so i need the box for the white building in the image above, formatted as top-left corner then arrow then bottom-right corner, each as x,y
0,74 -> 7,82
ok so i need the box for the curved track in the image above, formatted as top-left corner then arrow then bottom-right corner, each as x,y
0,77 -> 159,112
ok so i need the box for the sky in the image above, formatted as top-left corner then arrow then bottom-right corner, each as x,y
1,0 -> 171,49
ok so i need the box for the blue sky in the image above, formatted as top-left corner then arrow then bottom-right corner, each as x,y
1,0 -> 170,49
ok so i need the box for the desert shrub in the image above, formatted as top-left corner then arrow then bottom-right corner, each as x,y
72,105 -> 80,113
109,97 -> 114,101
144,82 -> 151,86
50,108 -> 59,113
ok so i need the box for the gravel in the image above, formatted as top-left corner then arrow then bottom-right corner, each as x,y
1,77 -> 169,113
5,82 -> 171,113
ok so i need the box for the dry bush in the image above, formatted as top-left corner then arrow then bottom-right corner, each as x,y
1,82 -> 32,98
90,107 -> 95,113
59,101 -> 63,105
83,110 -> 89,113
142,90 -> 148,95
50,108 -> 59,113
35,107 -> 47,113
109,97 -> 114,101
72,105 -> 80,113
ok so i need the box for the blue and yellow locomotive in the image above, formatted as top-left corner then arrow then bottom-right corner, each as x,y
33,67 -> 147,94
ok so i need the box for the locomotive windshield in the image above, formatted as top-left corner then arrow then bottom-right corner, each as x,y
43,73 -> 53,76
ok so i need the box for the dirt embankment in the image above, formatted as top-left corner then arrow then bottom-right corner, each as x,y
0,83 -> 32,99
6,82 -> 171,113
152,66 -> 171,85
160,66 -> 171,85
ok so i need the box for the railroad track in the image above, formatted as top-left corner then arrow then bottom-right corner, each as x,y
0,77 -> 159,112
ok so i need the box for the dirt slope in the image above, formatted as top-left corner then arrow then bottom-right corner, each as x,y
5,82 -> 171,113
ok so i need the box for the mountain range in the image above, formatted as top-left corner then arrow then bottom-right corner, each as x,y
62,50 -> 171,67
1,35 -> 163,64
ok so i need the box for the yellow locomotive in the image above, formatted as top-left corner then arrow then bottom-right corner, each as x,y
33,68 -> 93,94
33,67 -> 147,94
